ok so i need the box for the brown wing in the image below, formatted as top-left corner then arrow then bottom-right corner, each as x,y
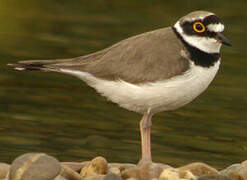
80,27 -> 190,83
8,27 -> 190,84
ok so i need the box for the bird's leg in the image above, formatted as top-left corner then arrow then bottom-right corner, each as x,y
140,109 -> 153,161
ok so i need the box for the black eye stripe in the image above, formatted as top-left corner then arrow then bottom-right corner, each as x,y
182,22 -> 217,37
180,15 -> 223,37
203,15 -> 223,25
181,21 -> 202,35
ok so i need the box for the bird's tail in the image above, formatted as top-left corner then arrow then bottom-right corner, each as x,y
7,59 -> 74,72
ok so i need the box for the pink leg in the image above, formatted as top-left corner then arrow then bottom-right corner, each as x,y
140,110 -> 153,161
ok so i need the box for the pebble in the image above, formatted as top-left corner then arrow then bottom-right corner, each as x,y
83,175 -> 105,180
8,153 -> 61,180
61,161 -> 89,173
159,168 -> 180,180
220,160 -> 247,180
108,167 -> 121,175
60,164 -> 83,180
108,163 -> 136,172
198,174 -> 233,180
0,163 -> 10,179
159,168 -> 197,180
53,175 -> 68,180
178,162 -> 218,176
121,166 -> 140,179
180,170 -> 197,180
103,173 -> 123,180
2,152 -> 247,180
80,156 -> 108,177
122,159 -> 172,180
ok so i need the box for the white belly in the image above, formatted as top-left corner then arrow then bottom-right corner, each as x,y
61,60 -> 220,114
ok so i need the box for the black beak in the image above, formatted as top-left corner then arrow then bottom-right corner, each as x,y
216,33 -> 232,46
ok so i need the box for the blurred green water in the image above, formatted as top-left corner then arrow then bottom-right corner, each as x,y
0,0 -> 246,168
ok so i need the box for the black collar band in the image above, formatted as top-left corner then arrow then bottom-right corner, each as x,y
172,27 -> 220,68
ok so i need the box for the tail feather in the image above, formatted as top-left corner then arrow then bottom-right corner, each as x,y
7,59 -> 69,72
7,49 -> 108,72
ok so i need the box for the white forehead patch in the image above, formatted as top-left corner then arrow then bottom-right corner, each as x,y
186,16 -> 205,22
207,23 -> 224,32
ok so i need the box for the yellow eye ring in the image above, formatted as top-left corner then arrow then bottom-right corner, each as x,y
193,22 -> 206,33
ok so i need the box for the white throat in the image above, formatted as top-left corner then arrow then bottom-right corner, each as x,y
174,22 -> 222,53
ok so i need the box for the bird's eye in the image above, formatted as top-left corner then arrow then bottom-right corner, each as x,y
193,22 -> 205,33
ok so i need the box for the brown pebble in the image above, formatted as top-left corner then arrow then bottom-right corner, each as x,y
9,153 -> 61,180
61,161 -> 89,173
108,167 -> 121,175
53,175 -> 67,180
152,163 -> 173,178
108,163 -> 136,172
122,160 -> 171,180
83,174 -> 105,180
159,168 -> 180,180
81,156 -> 108,177
179,170 -> 197,180
198,174 -> 233,180
220,160 -> 247,180
178,162 -> 218,176
122,167 -> 140,179
159,168 -> 197,180
0,163 -> 10,179
103,173 -> 123,180
60,164 -> 83,180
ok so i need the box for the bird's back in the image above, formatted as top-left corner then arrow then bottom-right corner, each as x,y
78,27 -> 190,84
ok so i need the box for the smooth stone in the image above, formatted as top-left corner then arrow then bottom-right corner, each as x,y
220,163 -> 240,178
9,153 -> 61,180
178,162 -> 218,176
122,160 -> 172,180
152,163 -> 173,178
137,160 -> 172,180
179,170 -> 197,180
108,163 -> 136,172
198,174 -> 233,180
60,165 -> 83,180
220,160 -> 247,180
81,157 -> 108,177
159,168 -> 180,180
0,163 -> 10,179
122,167 -> 140,179
83,175 -> 105,180
108,167 -> 121,175
53,175 -> 67,180
159,168 -> 197,180
103,173 -> 123,180
61,161 -> 89,173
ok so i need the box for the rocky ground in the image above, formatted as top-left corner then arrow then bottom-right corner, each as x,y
0,153 -> 246,180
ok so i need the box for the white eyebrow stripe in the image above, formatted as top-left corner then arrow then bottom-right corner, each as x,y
207,23 -> 225,32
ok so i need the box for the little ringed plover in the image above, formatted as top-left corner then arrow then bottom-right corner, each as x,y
8,11 -> 231,161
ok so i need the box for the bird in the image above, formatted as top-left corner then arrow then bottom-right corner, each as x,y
8,11 -> 231,162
